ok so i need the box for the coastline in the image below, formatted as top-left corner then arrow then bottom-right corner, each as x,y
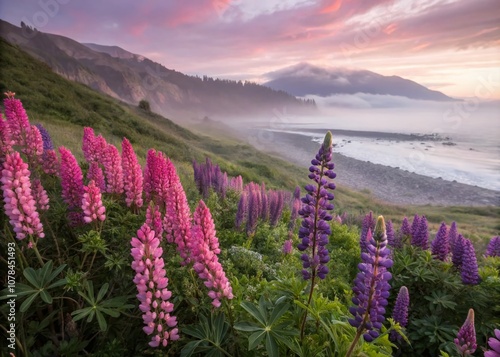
258,130 -> 500,207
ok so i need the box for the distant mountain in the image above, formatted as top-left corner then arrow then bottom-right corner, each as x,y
0,20 -> 314,118
264,63 -> 455,102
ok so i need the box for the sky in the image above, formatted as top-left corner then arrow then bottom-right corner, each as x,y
1,0 -> 499,99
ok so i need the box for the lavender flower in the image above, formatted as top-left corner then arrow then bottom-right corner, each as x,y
412,215 -> 428,249
454,309 -> 476,356
235,191 -> 248,229
385,219 -> 395,247
400,217 -> 412,237
288,186 -> 301,232
297,131 -> 335,281
410,214 -> 420,239
35,123 -> 53,150
461,240 -> 479,285
390,286 -> 409,341
448,221 -> 458,253
452,234 -> 465,268
246,187 -> 260,235
486,236 -> 500,257
431,222 -> 449,261
283,239 -> 293,255
348,216 -> 393,342
484,329 -> 500,357
360,211 -> 376,253
269,191 -> 285,227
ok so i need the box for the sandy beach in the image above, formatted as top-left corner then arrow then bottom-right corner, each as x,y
259,130 -> 500,207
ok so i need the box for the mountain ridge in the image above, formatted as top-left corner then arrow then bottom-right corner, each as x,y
264,62 -> 456,102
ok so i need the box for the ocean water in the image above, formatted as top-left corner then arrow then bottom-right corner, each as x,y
258,101 -> 500,191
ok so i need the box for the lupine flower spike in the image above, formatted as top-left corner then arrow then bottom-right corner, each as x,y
131,223 -> 179,347
122,137 -> 143,208
347,216 -> 392,357
484,329 -> 500,357
454,309 -> 476,356
486,236 -> 500,257
390,286 -> 409,341
461,240 -> 479,285
1,151 -> 44,240
82,180 -> 106,225
298,131 -> 336,281
431,222 -> 449,261
3,91 -> 30,146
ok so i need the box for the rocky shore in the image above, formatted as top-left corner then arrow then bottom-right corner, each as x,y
259,130 -> 500,207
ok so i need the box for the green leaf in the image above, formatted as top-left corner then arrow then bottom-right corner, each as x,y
39,260 -> 53,286
248,330 -> 266,350
180,341 -> 205,357
268,302 -> 289,325
234,322 -> 262,332
20,292 -> 40,312
241,301 -> 266,325
39,289 -> 52,304
47,278 -> 68,290
182,326 -> 207,340
265,333 -> 279,357
96,283 -> 109,303
96,310 -> 107,332
71,308 -> 92,322
23,267 -> 40,288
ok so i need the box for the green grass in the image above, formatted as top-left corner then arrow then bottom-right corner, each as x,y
0,37 -> 498,243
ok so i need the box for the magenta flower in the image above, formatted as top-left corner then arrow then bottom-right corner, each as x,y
22,125 -> 44,169
484,329 -> 500,357
146,202 -> 163,241
82,180 -> 106,224
431,222 -> 449,261
42,149 -> 59,175
102,143 -> 123,194
32,178 -> 49,211
282,239 -> 293,255
82,127 -> 107,164
191,200 -> 233,307
461,240 -> 479,285
121,137 -> 143,208
0,114 -> 14,161
163,164 -> 193,265
3,92 -> 30,145
229,175 -> 243,192
1,151 -> 44,240
144,149 -> 171,206
486,236 -> 500,257
454,309 -> 476,356
131,223 -> 179,347
59,146 -> 84,210
87,162 -> 106,193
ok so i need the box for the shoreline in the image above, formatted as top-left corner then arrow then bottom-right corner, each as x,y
256,130 -> 500,207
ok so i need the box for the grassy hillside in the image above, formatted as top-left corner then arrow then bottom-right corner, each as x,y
0,38 -> 498,243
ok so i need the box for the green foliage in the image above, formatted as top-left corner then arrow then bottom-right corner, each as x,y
181,313 -> 232,357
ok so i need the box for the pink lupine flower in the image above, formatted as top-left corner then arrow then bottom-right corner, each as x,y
164,167 -> 193,264
0,114 -> 14,161
3,92 -> 30,145
283,238 -> 293,254
191,201 -> 233,307
59,146 -> 84,209
1,151 -> 44,239
146,202 -> 163,241
42,149 -> 59,175
131,223 -> 179,347
32,178 -> 49,211
121,138 -> 143,208
22,125 -> 44,169
193,200 -> 220,255
102,143 -> 123,194
82,180 -> 106,224
87,162 -> 106,192
143,149 -> 171,206
82,127 -> 107,164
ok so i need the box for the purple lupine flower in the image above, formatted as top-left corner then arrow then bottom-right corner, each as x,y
431,222 -> 449,261
390,286 -> 409,341
360,211 -> 376,253
412,215 -> 428,249
35,123 -> 53,150
288,186 -> 301,232
349,216 -> 393,342
448,221 -> 459,253
260,183 -> 269,221
484,329 -> 500,357
269,191 -> 285,227
454,309 -> 476,356
485,236 -> 500,257
283,238 -> 293,255
386,219 -> 396,247
297,131 -> 335,281
235,191 -> 248,229
400,217 -> 412,237
246,186 -> 261,235
452,234 -> 465,268
410,214 -> 420,239
461,239 -> 479,285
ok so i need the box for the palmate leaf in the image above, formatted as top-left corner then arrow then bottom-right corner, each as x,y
180,313 -> 231,357
248,330 -> 266,350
